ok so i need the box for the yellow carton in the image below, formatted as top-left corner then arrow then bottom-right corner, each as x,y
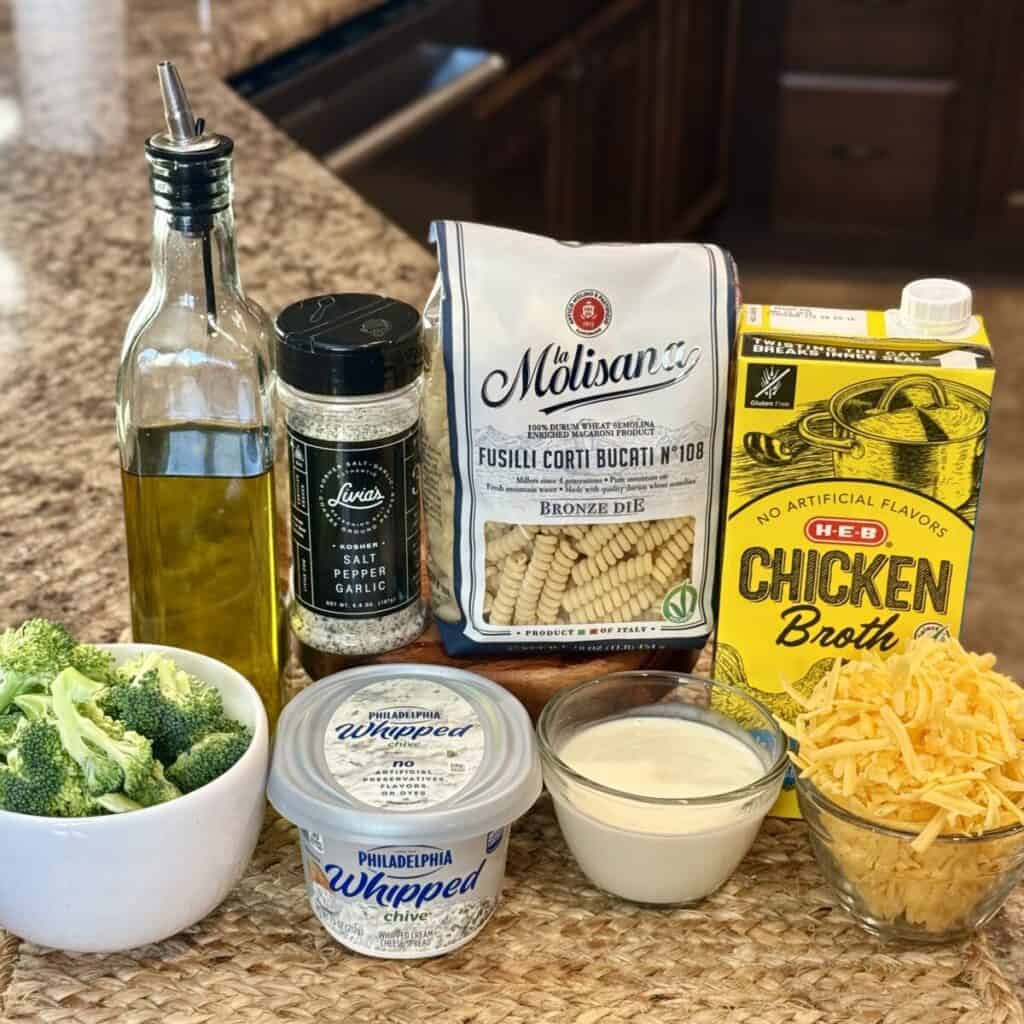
713,287 -> 995,817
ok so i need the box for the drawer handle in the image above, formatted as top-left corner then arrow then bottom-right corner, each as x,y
560,56 -> 587,85
830,142 -> 888,162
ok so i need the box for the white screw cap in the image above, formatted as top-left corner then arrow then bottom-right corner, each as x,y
899,278 -> 973,336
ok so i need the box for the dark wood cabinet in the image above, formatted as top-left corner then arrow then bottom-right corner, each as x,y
783,0 -> 960,77
480,0 -> 605,68
772,2 -> 984,235
774,74 -> 955,231
732,0 -> 1014,246
475,0 -> 738,241
475,66 -> 577,238
652,0 -> 739,236
572,2 -> 657,240
977,4 -> 1024,239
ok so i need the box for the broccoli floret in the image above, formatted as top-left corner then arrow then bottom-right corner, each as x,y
14,693 -> 52,718
94,792 -> 143,814
50,671 -> 123,795
129,757 -> 181,807
0,645 -> 188,818
99,667 -> 162,738
51,668 -> 180,807
0,619 -> 77,670
0,716 -> 100,817
0,619 -> 77,713
166,727 -> 252,793
0,715 -> 143,818
0,619 -> 117,716
107,654 -> 225,763
0,711 -> 22,756
69,643 -> 118,686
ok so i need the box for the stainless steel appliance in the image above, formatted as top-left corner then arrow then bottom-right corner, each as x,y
231,0 -> 505,244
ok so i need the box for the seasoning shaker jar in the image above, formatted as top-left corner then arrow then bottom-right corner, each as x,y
276,293 -> 425,655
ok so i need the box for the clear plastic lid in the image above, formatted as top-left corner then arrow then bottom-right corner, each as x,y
268,664 -> 542,842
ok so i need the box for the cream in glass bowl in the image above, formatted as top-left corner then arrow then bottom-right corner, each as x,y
537,671 -> 787,904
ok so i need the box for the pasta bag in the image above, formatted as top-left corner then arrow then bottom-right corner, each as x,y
420,221 -> 737,655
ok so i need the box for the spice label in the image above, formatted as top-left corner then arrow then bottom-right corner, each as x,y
322,678 -> 485,809
288,424 -> 420,619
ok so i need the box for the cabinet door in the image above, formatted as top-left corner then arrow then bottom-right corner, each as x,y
476,0 -> 734,241
474,57 -> 577,237
572,1 -> 659,241
774,74 -> 954,230
784,0 -> 959,76
650,0 -> 740,237
976,3 -> 1024,237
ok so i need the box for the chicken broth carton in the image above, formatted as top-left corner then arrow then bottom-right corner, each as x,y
712,281 -> 995,817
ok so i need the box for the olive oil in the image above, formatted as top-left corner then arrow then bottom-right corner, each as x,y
122,426 -> 282,725
116,66 -> 282,726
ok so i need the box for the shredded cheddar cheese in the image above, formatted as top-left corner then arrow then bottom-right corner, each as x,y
785,636 -> 1024,933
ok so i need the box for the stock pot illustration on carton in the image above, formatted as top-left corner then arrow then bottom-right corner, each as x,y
747,375 -> 989,511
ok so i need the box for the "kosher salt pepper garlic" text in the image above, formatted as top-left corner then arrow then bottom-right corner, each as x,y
276,293 -> 426,656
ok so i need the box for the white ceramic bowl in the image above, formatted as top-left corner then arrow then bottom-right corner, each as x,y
0,643 -> 269,952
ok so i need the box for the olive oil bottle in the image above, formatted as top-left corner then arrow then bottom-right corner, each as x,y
116,64 -> 282,723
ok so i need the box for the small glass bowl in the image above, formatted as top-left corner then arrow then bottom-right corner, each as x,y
796,775 -> 1024,943
537,671 -> 787,905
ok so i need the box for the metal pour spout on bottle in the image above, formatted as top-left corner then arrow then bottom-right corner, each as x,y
155,63 -> 220,329
115,63 -> 284,725
157,62 -> 198,143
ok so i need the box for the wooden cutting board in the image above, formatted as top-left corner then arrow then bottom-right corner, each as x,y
297,618 -> 697,720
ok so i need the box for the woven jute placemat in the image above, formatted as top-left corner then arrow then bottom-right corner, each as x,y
2,801 -> 1022,1024
2,660 -> 1022,1024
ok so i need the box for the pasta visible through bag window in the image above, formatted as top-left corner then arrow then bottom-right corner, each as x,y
421,221 -> 736,655
482,519 -> 695,625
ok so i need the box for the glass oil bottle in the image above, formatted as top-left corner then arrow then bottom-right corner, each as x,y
116,63 -> 283,724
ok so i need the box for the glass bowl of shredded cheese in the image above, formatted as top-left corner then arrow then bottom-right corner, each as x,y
786,637 -> 1024,943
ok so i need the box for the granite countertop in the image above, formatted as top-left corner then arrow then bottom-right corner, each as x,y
0,0 -> 435,640
126,0 -> 385,75
1,0 -> 1023,1016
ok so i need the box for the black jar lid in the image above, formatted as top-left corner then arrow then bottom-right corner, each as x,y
275,293 -> 422,397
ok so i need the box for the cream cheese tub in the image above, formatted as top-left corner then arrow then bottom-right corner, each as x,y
268,665 -> 542,958
538,672 -> 787,904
